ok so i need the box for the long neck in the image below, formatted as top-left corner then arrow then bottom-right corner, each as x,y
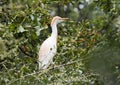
51,23 -> 58,41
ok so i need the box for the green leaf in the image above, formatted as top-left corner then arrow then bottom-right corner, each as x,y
17,25 -> 27,33
30,14 -> 34,21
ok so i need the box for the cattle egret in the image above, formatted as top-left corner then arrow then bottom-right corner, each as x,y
38,16 -> 69,70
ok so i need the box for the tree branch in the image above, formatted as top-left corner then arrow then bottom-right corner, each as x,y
8,59 -> 82,85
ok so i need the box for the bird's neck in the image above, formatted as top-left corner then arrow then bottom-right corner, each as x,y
51,23 -> 58,41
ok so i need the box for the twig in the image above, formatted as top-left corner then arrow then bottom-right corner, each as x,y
0,59 -> 7,65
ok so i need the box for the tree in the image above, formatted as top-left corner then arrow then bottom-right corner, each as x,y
0,0 -> 120,85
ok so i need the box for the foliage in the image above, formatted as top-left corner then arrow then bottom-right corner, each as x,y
0,0 -> 120,85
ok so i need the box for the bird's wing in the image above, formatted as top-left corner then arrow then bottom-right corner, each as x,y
39,40 -> 50,59
38,37 -> 55,61
38,37 -> 57,69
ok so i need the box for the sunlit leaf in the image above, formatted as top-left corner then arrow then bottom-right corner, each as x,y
17,25 -> 27,33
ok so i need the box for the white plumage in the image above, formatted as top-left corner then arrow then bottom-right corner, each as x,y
38,16 -> 69,70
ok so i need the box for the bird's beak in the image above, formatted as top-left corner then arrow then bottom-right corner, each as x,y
60,18 -> 69,20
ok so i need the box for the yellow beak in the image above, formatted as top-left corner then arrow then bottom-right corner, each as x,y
60,18 -> 69,20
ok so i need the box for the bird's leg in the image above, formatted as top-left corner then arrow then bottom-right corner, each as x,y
49,59 -> 55,70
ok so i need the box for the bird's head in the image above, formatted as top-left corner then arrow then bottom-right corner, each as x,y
51,16 -> 69,26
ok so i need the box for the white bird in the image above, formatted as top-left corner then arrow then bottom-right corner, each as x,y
38,16 -> 69,70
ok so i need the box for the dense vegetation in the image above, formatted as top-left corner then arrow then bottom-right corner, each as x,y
0,0 -> 120,85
